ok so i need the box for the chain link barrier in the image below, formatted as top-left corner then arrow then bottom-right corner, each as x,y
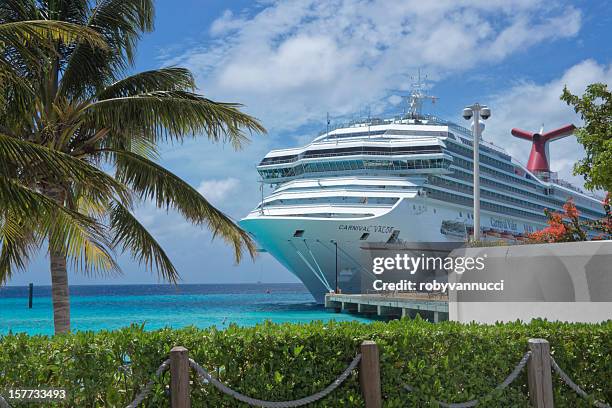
189,354 -> 362,407
550,356 -> 611,408
0,394 -> 10,408
125,359 -> 170,408
403,350 -> 532,408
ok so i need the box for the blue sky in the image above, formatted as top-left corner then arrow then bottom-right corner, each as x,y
7,0 -> 612,286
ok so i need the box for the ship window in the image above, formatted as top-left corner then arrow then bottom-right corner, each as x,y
387,230 -> 400,244
360,233 -> 370,241
293,230 -> 304,237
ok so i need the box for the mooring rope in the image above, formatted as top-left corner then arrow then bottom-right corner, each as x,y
550,356 -> 611,408
125,359 -> 170,408
403,350 -> 532,408
189,354 -> 362,407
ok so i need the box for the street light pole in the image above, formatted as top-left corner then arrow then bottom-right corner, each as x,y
472,106 -> 481,242
463,103 -> 491,242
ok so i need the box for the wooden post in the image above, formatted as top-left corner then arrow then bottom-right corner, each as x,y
360,341 -> 382,408
528,339 -> 554,408
28,283 -> 33,309
170,346 -> 190,408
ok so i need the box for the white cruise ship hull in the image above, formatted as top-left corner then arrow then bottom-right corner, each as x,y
241,195 -> 543,303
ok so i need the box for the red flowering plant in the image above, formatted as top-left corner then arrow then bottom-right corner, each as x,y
529,195 -> 612,243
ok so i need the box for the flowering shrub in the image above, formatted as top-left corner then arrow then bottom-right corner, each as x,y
529,194 -> 612,243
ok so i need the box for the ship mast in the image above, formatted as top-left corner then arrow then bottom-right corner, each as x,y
406,69 -> 437,119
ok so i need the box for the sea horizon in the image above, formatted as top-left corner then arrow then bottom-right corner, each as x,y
0,283 -> 372,336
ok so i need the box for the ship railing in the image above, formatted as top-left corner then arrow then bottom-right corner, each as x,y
317,113 -> 470,136
542,173 -> 606,200
259,149 -> 445,166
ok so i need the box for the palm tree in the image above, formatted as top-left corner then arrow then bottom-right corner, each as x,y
0,0 -> 265,334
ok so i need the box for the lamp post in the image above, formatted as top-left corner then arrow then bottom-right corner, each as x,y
462,103 -> 491,242
334,240 -> 339,293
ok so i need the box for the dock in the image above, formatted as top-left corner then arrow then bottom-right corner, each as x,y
325,292 -> 449,322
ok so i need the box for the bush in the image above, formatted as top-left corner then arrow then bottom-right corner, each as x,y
0,319 -> 610,407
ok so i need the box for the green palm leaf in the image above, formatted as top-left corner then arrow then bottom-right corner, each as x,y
0,175 -> 116,277
0,20 -> 107,61
97,67 -> 196,99
113,150 -> 256,262
85,91 -> 265,148
0,212 -> 38,284
109,201 -> 178,282
0,133 -> 131,205
59,0 -> 154,98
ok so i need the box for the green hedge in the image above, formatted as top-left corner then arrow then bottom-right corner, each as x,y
0,319 -> 610,407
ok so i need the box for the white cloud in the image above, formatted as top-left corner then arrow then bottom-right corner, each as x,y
209,10 -> 247,37
485,59 -> 612,189
197,177 -> 241,204
166,0 -> 582,131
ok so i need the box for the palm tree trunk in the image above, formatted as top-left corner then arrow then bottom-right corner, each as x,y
44,185 -> 71,334
50,250 -> 70,333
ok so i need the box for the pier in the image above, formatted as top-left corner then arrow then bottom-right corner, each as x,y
324,293 -> 449,322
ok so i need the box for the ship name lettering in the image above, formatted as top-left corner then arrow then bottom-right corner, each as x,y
338,225 -> 394,233
490,218 -> 518,231
339,224 -> 370,232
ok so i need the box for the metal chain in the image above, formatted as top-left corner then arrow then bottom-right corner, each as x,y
403,350 -> 532,408
550,356 -> 611,408
189,354 -> 362,407
125,359 -> 170,408
0,394 -> 10,408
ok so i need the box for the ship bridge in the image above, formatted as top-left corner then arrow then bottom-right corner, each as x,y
257,127 -> 454,183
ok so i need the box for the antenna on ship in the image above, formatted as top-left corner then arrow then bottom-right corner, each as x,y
367,105 -> 371,139
406,69 -> 437,119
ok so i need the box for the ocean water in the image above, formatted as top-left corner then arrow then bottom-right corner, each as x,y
0,284 -> 372,336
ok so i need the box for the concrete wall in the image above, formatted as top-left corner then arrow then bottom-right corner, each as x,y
448,240 -> 612,323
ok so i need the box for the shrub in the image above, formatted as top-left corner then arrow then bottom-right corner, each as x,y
0,319 -> 610,407
529,195 -> 612,243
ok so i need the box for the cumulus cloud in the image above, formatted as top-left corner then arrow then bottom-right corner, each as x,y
485,60 -> 612,189
166,0 -> 582,131
197,177 -> 241,204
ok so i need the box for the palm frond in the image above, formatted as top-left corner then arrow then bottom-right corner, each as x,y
113,150 -> 256,262
0,132 -> 131,205
97,67 -> 195,99
0,0 -> 38,23
0,20 -> 107,55
0,175 -> 115,276
0,212 -> 38,284
84,91 -> 266,149
0,55 -> 34,113
110,201 -> 178,282
59,0 -> 154,98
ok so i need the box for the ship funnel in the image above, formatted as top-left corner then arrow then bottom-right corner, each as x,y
511,124 -> 576,173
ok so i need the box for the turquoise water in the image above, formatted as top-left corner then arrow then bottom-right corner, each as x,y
0,284 -> 372,335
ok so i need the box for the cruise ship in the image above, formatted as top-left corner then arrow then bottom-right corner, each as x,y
239,89 -> 606,303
